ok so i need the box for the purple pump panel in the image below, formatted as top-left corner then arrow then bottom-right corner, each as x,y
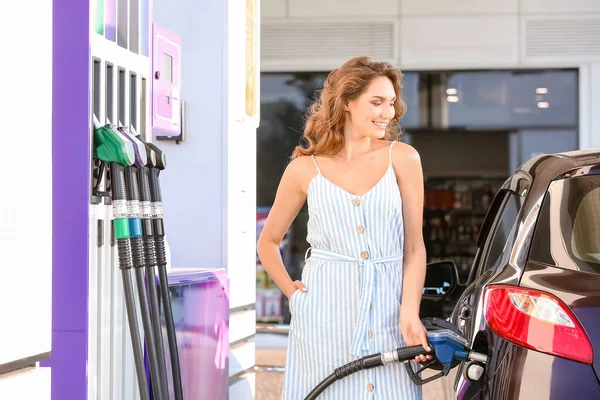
152,23 -> 181,137
44,1 -> 91,399
157,268 -> 230,399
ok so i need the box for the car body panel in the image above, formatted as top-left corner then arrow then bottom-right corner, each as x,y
424,149 -> 600,399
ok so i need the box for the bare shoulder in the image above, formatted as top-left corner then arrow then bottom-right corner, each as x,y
285,155 -> 315,176
390,141 -> 422,170
282,155 -> 318,194
389,141 -> 424,196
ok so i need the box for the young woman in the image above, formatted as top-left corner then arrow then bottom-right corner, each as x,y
257,56 -> 430,399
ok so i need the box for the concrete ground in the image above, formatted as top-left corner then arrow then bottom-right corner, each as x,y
255,332 -> 445,400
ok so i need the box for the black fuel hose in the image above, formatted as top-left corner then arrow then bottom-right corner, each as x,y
148,162 -> 183,400
111,162 -> 150,400
138,165 -> 169,397
304,345 -> 431,400
125,166 -> 166,399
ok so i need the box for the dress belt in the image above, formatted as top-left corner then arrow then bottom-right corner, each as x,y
305,248 -> 404,357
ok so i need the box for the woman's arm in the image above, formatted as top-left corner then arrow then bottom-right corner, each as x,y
257,157 -> 309,299
392,143 -> 432,360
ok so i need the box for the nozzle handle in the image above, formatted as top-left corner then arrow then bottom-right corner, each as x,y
396,345 -> 433,363
149,168 -> 162,203
110,163 -> 127,201
138,166 -> 152,203
125,167 -> 141,201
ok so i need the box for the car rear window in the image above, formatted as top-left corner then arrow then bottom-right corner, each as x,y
530,174 -> 600,273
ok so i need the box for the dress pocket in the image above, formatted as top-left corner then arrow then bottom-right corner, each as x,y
289,288 -> 301,314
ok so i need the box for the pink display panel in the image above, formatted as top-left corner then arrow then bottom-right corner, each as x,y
152,23 -> 181,137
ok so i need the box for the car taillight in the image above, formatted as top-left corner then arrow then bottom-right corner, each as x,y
484,285 -> 593,364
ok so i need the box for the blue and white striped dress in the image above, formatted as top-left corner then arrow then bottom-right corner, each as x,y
282,141 -> 422,399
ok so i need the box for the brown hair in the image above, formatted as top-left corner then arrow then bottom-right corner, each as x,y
291,56 -> 407,159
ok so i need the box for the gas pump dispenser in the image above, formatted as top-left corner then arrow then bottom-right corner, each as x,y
83,18 -> 187,399
50,4 -> 230,398
93,116 -> 185,400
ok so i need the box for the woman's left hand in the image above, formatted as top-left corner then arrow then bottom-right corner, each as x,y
401,312 -> 433,363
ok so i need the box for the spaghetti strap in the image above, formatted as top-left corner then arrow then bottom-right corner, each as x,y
311,155 -> 322,175
388,141 -> 396,165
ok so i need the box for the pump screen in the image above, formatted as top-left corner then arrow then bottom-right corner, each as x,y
163,53 -> 173,83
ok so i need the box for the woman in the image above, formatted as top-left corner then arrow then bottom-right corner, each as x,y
257,56 -> 431,399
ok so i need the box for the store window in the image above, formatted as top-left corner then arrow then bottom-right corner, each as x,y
444,70 -> 578,129
399,72 -> 423,129
423,178 -> 506,282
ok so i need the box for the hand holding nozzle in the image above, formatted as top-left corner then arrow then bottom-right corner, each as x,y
401,329 -> 488,386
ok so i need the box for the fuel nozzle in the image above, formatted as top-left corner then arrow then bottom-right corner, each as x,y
403,319 -> 488,386
116,123 -> 147,168
147,142 -> 166,170
424,330 -> 471,373
93,116 -> 135,166
134,133 -> 166,170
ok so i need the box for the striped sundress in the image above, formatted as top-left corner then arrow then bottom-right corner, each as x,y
281,141 -> 422,400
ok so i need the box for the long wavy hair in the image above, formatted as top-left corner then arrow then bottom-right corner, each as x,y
291,56 -> 407,159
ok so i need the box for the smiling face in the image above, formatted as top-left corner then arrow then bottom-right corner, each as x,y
345,76 -> 397,139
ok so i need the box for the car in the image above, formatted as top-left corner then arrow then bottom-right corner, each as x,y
419,149 -> 600,399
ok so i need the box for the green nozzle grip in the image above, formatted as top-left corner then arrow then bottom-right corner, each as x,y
94,124 -> 135,166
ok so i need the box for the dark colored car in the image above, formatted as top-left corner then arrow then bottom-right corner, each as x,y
420,149 -> 600,399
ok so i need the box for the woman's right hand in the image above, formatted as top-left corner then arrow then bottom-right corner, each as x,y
287,280 -> 307,312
